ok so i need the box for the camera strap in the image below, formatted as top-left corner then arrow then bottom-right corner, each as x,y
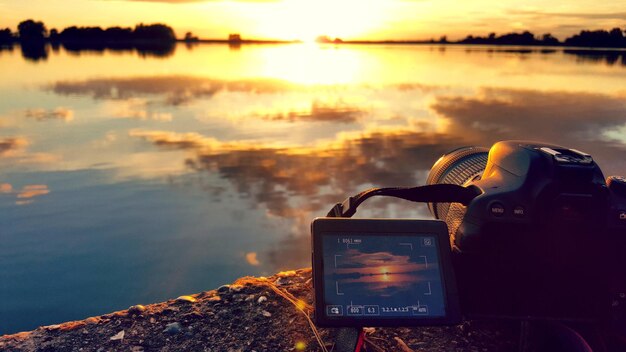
327,184 -> 479,218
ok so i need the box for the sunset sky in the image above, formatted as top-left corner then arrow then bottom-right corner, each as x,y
1,0 -> 625,41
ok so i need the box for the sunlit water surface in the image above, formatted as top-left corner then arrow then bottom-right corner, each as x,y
1,43 -> 625,334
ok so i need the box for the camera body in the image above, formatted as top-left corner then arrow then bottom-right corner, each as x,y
427,140 -> 626,321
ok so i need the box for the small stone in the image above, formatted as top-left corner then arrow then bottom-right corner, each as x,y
363,327 -> 376,334
128,305 -> 146,315
176,295 -> 197,303
217,285 -> 230,293
163,322 -> 182,335
257,296 -> 267,304
110,330 -> 125,341
277,270 -> 296,277
149,317 -> 156,324
162,307 -> 178,314
274,277 -> 288,285
261,310 -> 272,317
45,324 -> 61,330
131,347 -> 145,352
229,285 -> 244,292
182,311 -> 203,321
85,317 -> 99,324
208,296 -> 221,302
245,295 -> 255,302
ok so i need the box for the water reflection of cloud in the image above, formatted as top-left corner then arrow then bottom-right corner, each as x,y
49,76 -> 297,106
131,128 -> 461,196
0,137 -> 28,156
109,98 -> 172,121
48,75 -> 442,110
259,100 -> 365,123
0,183 -> 13,193
245,252 -> 261,266
431,87 -> 626,176
0,183 -> 51,206
17,184 -> 50,199
130,87 -> 626,271
23,107 -> 74,122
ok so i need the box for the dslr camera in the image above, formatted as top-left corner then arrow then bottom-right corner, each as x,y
312,140 -> 626,327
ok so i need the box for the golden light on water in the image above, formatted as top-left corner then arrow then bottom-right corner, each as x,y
257,44 -> 366,85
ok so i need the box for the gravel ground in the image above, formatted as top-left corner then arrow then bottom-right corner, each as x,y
0,268 -> 519,351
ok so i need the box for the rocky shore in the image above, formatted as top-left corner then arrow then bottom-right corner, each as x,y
0,269 -> 519,351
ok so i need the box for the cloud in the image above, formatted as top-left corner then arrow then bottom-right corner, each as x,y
112,0 -> 278,2
117,0 -> 213,2
338,249 -> 413,269
0,137 -> 28,156
23,107 -> 74,122
509,10 -> 626,21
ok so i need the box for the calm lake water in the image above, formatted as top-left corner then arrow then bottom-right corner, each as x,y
1,43 -> 625,334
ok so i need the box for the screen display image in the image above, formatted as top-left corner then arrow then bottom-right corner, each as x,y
322,234 -> 447,320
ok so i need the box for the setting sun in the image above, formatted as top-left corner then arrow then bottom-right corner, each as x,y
237,0 -> 390,41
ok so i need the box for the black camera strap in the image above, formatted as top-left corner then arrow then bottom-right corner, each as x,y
327,184 -> 479,218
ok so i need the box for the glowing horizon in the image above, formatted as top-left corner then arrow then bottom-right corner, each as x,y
1,0 -> 625,42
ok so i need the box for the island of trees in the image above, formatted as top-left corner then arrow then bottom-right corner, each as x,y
0,19 -> 178,60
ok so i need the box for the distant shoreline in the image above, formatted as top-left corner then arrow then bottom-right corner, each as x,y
177,39 -> 626,51
4,20 -> 625,50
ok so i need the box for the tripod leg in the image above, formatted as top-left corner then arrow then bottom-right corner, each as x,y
334,327 -> 364,352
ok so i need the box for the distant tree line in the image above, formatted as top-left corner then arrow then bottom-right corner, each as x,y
0,19 -> 176,45
564,28 -> 626,48
456,28 -> 626,47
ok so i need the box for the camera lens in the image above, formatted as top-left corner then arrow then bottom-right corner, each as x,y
426,146 -> 489,220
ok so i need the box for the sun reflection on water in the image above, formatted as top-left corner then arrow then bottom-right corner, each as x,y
257,44 -> 365,85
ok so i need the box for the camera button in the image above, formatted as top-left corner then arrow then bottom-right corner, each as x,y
618,210 -> 626,221
513,206 -> 526,218
489,202 -> 505,217
326,305 -> 343,316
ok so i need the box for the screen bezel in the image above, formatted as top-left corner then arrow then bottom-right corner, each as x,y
311,218 -> 460,327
